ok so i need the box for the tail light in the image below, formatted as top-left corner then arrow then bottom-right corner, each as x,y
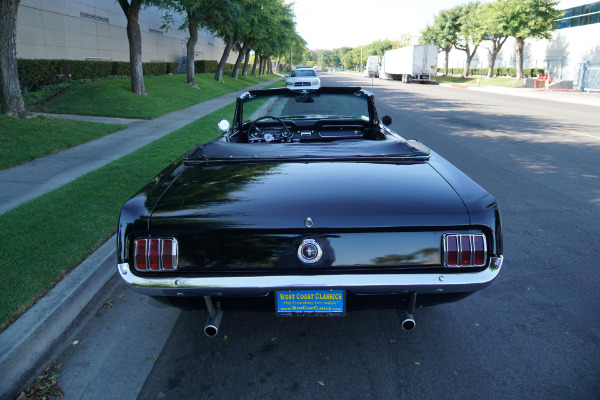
443,234 -> 487,267
133,238 -> 178,272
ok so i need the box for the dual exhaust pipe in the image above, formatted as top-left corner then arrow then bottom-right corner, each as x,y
399,292 -> 417,331
202,292 -> 418,336
203,296 -> 223,337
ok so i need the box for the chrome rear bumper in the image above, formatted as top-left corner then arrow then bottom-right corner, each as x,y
116,257 -> 503,297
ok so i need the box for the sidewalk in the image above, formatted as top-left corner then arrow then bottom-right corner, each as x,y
438,82 -> 600,107
0,78 -> 278,215
0,77 -> 281,400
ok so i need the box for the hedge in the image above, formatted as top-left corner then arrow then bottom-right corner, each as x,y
445,67 -> 545,78
194,60 -> 235,74
17,59 -> 179,91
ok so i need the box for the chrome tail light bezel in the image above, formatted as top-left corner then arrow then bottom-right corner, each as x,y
133,238 -> 179,272
443,233 -> 487,268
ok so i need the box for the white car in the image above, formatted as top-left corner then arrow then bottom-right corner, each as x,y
285,68 -> 321,90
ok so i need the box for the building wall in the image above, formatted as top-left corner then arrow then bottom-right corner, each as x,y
439,1 -> 600,81
16,0 -> 237,64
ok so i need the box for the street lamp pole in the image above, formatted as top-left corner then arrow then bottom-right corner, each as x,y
360,45 -> 363,73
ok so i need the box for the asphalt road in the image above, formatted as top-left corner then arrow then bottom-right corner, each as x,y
54,73 -> 600,400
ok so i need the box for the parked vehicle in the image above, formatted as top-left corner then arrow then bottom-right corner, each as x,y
117,87 -> 503,336
364,55 -> 380,78
285,68 -> 321,90
380,45 -> 438,83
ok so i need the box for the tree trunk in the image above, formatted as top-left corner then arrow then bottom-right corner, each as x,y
267,56 -> 273,75
214,34 -> 235,82
186,13 -> 198,87
251,55 -> 259,76
443,45 -> 450,76
0,0 -> 26,117
515,37 -> 525,80
118,0 -> 146,95
242,48 -> 251,77
461,44 -> 479,77
486,36 -> 508,78
232,41 -> 250,79
274,56 -> 281,74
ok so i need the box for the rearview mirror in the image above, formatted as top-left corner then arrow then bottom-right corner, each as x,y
382,115 -> 392,126
218,119 -> 230,132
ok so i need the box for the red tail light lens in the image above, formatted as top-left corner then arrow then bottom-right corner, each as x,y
443,234 -> 487,267
149,239 -> 160,270
161,239 -> 175,270
133,238 -> 178,272
134,240 -> 147,271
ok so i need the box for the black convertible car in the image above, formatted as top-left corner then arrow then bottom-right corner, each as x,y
117,87 -> 503,336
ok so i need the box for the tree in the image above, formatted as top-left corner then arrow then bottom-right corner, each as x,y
419,9 -> 459,76
500,0 -> 562,79
118,0 -> 147,95
158,0 -> 213,88
453,2 -> 485,77
478,1 -> 510,78
243,0 -> 297,76
0,0 -> 26,117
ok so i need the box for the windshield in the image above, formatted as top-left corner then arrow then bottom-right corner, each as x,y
289,70 -> 317,77
242,93 -> 370,123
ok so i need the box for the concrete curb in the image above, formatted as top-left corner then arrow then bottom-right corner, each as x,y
0,237 -> 118,399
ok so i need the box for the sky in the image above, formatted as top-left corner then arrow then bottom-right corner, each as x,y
288,0 -> 467,50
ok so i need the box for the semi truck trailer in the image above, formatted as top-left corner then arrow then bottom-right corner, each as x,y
379,45 -> 438,83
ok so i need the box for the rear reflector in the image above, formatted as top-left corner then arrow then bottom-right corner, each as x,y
133,238 -> 178,272
443,234 -> 487,267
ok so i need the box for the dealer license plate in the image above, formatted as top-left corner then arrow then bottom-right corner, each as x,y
276,290 -> 345,317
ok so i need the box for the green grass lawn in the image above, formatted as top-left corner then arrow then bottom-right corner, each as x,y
0,73 -> 281,173
0,115 -> 125,171
38,73 -> 281,119
0,80 -> 284,332
436,75 -> 525,87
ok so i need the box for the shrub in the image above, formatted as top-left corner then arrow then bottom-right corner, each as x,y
195,60 -> 218,73
18,59 -> 180,92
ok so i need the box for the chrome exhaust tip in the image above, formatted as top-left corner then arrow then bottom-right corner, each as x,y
203,296 -> 223,337
398,309 -> 416,331
204,311 -> 223,337
401,316 -> 416,331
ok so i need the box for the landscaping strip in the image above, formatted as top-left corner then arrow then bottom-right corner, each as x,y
0,115 -> 125,171
38,73 -> 278,119
0,78 -> 284,332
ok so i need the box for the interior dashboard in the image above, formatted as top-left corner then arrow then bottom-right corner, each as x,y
242,119 -> 369,143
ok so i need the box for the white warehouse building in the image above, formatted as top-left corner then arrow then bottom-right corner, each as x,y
441,0 -> 600,88
15,0 -> 237,65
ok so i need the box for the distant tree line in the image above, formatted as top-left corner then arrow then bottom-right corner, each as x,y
314,34 -> 414,70
418,0 -> 563,79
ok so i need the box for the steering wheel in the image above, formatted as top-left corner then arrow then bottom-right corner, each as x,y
248,115 -> 293,142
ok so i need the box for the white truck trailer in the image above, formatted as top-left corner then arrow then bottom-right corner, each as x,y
364,55 -> 380,78
379,45 -> 438,83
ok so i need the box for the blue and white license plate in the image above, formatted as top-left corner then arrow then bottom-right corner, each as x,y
276,290 -> 345,316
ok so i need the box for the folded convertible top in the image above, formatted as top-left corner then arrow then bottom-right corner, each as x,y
184,139 -> 431,163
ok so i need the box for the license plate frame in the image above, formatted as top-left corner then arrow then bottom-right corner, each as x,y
275,289 -> 345,317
